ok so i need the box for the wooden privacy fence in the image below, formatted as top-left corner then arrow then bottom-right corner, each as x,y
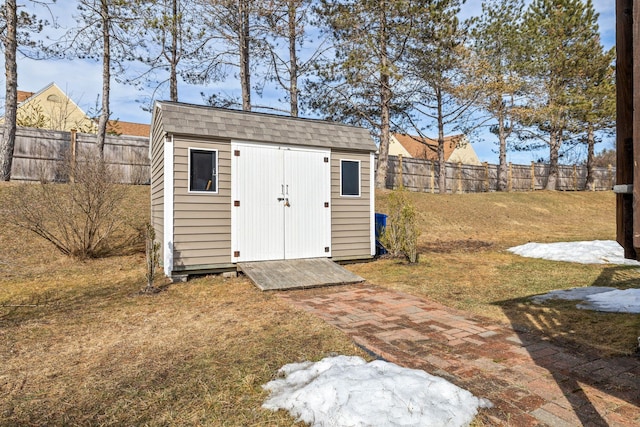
3,127 -> 150,184
385,155 -> 615,193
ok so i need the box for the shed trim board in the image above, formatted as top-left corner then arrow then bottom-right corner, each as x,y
163,134 -> 174,276
370,152 -> 375,256
150,102 -> 376,278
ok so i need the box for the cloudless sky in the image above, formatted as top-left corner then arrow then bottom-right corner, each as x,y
4,0 -> 616,165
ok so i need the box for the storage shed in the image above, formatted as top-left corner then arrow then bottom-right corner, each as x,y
150,101 -> 377,279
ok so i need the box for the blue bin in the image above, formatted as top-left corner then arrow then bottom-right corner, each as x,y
375,213 -> 388,255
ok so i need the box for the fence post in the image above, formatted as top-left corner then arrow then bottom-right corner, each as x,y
530,161 -> 536,191
398,154 -> 403,189
508,162 -> 513,192
483,162 -> 489,192
608,164 -> 614,189
430,161 -> 435,194
573,165 -> 578,190
70,128 -> 77,183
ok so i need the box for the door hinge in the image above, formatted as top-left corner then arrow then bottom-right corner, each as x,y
234,200 -> 240,207
324,202 -> 329,208
234,150 -> 240,156
324,247 -> 330,253
324,157 -> 329,163
234,251 -> 240,257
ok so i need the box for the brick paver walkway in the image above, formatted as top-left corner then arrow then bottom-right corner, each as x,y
278,284 -> 640,426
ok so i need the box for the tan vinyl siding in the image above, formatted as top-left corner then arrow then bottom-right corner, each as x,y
172,136 -> 232,268
331,150 -> 372,259
150,110 -> 165,262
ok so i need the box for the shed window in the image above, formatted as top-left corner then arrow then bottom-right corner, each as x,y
340,160 -> 360,197
189,148 -> 217,192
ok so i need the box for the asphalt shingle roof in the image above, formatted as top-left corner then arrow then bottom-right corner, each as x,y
153,101 -> 377,152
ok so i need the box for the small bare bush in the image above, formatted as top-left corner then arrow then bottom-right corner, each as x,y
4,150 -> 129,258
380,188 -> 421,263
143,223 -> 161,293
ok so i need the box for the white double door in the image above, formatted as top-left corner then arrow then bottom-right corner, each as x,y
232,142 -> 331,262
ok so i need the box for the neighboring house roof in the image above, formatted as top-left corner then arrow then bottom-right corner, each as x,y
9,83 -> 150,137
107,120 -> 150,137
391,133 -> 462,161
390,133 -> 481,165
17,90 -> 35,103
153,101 -> 377,152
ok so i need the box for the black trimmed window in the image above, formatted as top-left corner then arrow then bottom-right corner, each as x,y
340,159 -> 360,197
189,148 -> 217,192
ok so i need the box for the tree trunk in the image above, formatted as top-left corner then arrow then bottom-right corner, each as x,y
545,128 -> 559,190
97,0 -> 111,156
288,0 -> 298,117
169,0 -> 179,102
0,0 -> 18,181
437,88 -> 446,194
375,3 -> 390,189
497,106 -> 508,192
585,123 -> 595,191
239,0 -> 251,111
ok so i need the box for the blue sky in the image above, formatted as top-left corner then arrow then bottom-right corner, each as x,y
5,0 -> 616,165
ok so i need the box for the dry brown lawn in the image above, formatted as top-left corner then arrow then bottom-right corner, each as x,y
1,183 -> 638,426
0,184 -> 363,426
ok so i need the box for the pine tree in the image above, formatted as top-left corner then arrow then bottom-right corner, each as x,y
519,0 -> 603,190
407,0 -> 470,194
308,0 -> 421,188
571,45 -> 615,190
469,0 -> 524,191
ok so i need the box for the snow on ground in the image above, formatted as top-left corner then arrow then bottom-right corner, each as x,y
509,240 -> 640,313
262,355 -> 492,427
507,240 -> 640,265
532,286 -> 640,313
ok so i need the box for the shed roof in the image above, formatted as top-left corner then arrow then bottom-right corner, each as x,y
153,101 -> 377,152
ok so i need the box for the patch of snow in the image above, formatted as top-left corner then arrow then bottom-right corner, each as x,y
262,355 -> 492,427
532,287 -> 640,314
532,287 -> 617,303
507,240 -> 640,265
578,288 -> 640,314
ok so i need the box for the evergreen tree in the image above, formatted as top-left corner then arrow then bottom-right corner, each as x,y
519,0 -> 603,190
571,45 -> 615,190
407,0 -> 470,194
469,0 -> 524,191
308,0 -> 422,188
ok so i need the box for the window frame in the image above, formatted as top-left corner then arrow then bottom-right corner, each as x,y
340,159 -> 361,197
188,147 -> 219,194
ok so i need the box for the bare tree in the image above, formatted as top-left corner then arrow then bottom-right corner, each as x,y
260,0 -> 327,117
131,0 -> 208,104
0,0 -> 18,180
50,0 -> 138,155
193,0 -> 268,111
0,0 -> 50,180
